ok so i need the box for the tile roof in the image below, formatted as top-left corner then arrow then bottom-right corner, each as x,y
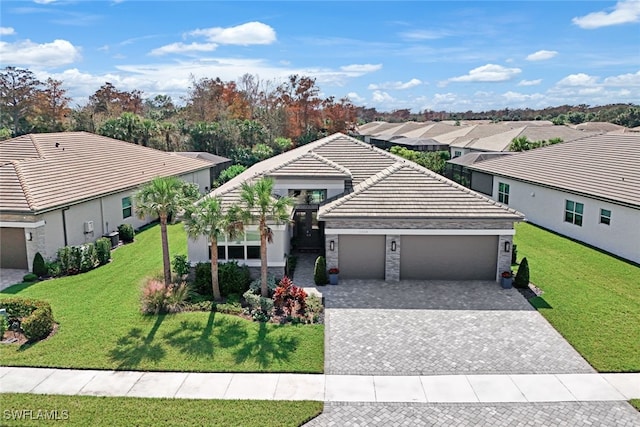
319,161 -> 523,220
176,152 -> 231,164
267,151 -> 352,179
211,133 -> 522,221
0,132 -> 212,213
460,125 -> 599,152
467,133 -> 640,208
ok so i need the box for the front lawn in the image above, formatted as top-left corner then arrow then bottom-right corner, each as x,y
631,400 -> 640,411
0,394 -> 322,426
0,224 -> 324,373
514,222 -> 640,372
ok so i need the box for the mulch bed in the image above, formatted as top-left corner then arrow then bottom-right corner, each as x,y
1,323 -> 58,346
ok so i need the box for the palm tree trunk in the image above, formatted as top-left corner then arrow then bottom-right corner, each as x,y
210,236 -> 222,301
260,219 -> 268,298
160,213 -> 171,287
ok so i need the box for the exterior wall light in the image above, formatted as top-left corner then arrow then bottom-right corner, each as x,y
25,231 -> 33,241
504,241 -> 511,252
329,240 -> 335,251
391,240 -> 397,251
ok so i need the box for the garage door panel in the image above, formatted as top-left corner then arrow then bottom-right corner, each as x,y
400,235 -> 497,280
339,235 -> 385,279
1,228 -> 28,269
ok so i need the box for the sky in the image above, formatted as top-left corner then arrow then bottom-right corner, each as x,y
1,0 -> 639,112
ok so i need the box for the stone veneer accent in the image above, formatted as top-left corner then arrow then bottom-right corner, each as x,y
325,234 -> 339,270
497,234 -> 513,281
385,235 -> 400,281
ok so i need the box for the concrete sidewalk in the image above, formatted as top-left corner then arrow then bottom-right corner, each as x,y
1,367 -> 638,403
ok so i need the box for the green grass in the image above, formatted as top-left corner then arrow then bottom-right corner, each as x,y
0,394 -> 322,426
0,224 -> 324,373
631,400 -> 640,411
514,222 -> 640,372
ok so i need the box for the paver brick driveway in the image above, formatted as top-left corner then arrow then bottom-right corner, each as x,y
322,280 -> 594,376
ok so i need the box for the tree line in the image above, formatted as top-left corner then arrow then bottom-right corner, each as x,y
0,67 -> 357,166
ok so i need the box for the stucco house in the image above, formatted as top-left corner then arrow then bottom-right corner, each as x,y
188,133 -> 523,282
466,133 -> 640,264
0,132 -> 225,271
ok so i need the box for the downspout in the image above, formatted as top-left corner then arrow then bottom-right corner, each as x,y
62,207 -> 70,246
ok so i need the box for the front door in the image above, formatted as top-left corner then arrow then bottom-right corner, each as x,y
293,210 -> 324,251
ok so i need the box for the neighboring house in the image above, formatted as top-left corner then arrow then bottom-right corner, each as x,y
176,152 -> 232,190
444,152 -> 515,187
466,133 -> 640,264
188,133 -> 523,281
0,132 -> 214,271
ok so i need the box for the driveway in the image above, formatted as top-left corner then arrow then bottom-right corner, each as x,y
0,269 -> 28,292
321,280 -> 594,376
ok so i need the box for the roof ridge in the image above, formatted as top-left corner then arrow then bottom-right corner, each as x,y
321,162 -> 404,214
307,151 -> 352,176
28,134 -> 46,159
12,161 -> 36,210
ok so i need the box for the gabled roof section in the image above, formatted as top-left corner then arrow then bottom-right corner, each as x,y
267,151 -> 352,179
0,132 -> 213,213
467,133 -> 640,208
319,161 -> 523,220
176,152 -> 231,164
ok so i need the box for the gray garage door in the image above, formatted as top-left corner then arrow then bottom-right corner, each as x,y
338,235 -> 385,279
400,235 -> 498,280
0,227 -> 28,269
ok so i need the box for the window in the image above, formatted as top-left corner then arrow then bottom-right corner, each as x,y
227,246 -> 244,259
247,246 -> 260,259
600,209 -> 611,225
122,196 -> 132,219
288,189 -> 327,204
498,182 -> 510,204
564,200 -> 583,226
454,150 -> 462,158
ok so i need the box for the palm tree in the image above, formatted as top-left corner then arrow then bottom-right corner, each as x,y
183,197 -> 244,301
240,177 -> 294,297
135,176 -> 186,287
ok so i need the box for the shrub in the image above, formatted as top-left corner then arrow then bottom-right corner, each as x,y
242,290 -> 274,315
172,254 -> 190,278
22,273 -> 38,282
305,294 -> 324,324
141,279 -> 189,315
0,298 -> 54,342
285,255 -> 298,278
511,244 -> 518,265
32,252 -> 47,278
514,257 -> 530,289
70,246 -> 83,274
214,301 -> 243,315
314,256 -> 328,285
46,261 -> 62,278
95,237 -> 112,265
192,262 -> 213,297
219,261 -> 251,297
249,275 -> 277,295
22,305 -> 54,341
273,276 -> 307,318
0,316 -> 6,339
118,223 -> 135,243
81,243 -> 97,272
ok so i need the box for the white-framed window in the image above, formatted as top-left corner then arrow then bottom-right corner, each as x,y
122,196 -> 132,219
564,200 -> 583,226
213,229 -> 262,261
599,209 -> 611,225
498,182 -> 510,204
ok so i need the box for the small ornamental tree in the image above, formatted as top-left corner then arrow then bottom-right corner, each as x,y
314,256 -> 328,285
514,257 -> 530,289
32,252 -> 47,278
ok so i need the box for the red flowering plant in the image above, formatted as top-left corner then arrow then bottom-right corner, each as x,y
328,268 -> 339,275
273,276 -> 307,317
501,271 -> 513,279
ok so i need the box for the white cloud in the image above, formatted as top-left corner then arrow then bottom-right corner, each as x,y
502,91 -> 544,102
149,42 -> 218,56
0,27 -> 16,36
189,22 -> 276,45
518,79 -> 542,86
0,39 -> 81,67
368,78 -> 422,90
346,92 -> 365,103
371,90 -> 395,103
526,50 -> 558,61
573,0 -> 640,29
556,73 -> 599,86
340,63 -> 382,73
399,29 -> 451,40
447,64 -> 521,83
34,0 -> 57,3
603,70 -> 640,86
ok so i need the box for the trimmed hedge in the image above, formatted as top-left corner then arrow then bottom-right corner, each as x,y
118,224 -> 135,243
192,261 -> 251,298
314,256 -> 328,285
32,252 -> 47,277
0,297 -> 54,341
514,257 -> 530,289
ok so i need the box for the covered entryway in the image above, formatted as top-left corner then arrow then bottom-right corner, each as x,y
400,235 -> 498,280
0,227 -> 28,269
338,235 -> 385,279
